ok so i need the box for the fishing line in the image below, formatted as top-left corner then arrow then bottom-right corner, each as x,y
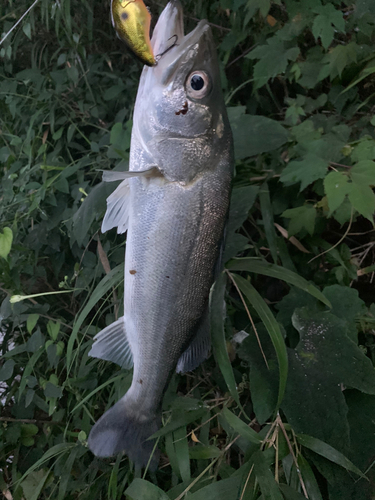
0,0 -> 40,47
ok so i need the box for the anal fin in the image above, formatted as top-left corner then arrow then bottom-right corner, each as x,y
89,316 -> 133,370
176,309 -> 211,374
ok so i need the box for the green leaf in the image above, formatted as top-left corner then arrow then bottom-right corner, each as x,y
350,160 -> 375,185
297,454 -> 323,500
187,476 -> 242,500
221,407 -> 262,444
229,114 -> 288,159
230,273 -> 288,409
0,359 -> 15,381
280,154 -> 329,191
250,450 -> 284,500
224,185 -> 259,262
0,227 -> 13,259
279,484 -> 308,500
237,325 -> 279,424
188,445 -> 222,459
259,182 -> 278,263
348,181 -> 375,222
26,314 -> 39,334
247,37 -> 300,88
296,434 -> 365,478
22,22 -> 32,40
21,469 -> 49,500
125,479 -> 169,500
324,171 -> 351,213
72,182 -> 115,246
173,426 -> 191,483
150,409 -> 206,440
66,264 -> 124,372
210,272 -> 240,405
312,4 -> 345,49
282,205 -> 316,236
226,258 -> 331,307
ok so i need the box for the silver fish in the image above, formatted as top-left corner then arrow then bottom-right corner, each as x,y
88,0 -> 234,469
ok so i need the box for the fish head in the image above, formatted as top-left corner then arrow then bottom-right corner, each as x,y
132,0 -> 232,183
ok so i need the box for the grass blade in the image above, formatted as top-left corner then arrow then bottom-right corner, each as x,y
296,434 -> 366,478
229,273 -> 288,410
259,182 -> 278,264
210,272 -> 240,405
221,407 -> 261,445
227,258 -> 331,307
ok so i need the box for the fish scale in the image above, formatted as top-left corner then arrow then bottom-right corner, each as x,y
88,0 -> 234,469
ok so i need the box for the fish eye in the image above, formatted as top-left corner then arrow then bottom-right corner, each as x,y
186,71 -> 210,99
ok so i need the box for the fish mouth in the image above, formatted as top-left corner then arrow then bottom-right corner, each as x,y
151,0 -> 212,84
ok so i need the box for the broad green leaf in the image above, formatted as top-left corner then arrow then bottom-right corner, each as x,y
125,479 -> 169,500
230,273 -> 288,409
324,171 -> 350,213
350,160 -> 375,185
0,359 -> 15,381
280,154 -> 328,191
296,434 -> 365,478
282,204 -> 316,236
0,227 -> 13,259
279,484 -> 308,500
348,181 -> 375,222
26,314 -> 39,334
227,258 -> 331,307
210,272 -> 240,405
221,407 -> 262,444
282,308 -> 375,456
229,114 -> 288,159
21,470 -> 49,500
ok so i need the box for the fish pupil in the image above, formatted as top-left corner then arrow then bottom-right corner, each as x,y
121,12 -> 128,20
191,74 -> 204,91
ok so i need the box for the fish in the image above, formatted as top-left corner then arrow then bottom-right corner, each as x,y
111,0 -> 156,66
88,0 -> 234,469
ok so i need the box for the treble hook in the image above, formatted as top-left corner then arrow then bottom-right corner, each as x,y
155,34 -> 179,63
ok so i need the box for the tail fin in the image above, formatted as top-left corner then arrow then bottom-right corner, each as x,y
88,397 -> 161,470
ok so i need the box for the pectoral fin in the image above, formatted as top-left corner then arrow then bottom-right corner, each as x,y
101,179 -> 130,234
89,316 -> 133,370
176,309 -> 211,374
101,167 -> 162,182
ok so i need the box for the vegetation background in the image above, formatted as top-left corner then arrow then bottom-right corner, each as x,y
1,0 -> 375,498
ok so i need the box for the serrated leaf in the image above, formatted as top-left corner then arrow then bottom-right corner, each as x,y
280,154 -> 328,191
229,114 -> 288,159
0,227 -> 13,259
282,205 -> 316,236
350,160 -> 375,185
348,181 -> 375,222
247,37 -> 300,88
312,4 -> 345,49
324,171 -> 350,213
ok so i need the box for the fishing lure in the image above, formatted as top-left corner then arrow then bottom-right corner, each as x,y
111,0 -> 156,66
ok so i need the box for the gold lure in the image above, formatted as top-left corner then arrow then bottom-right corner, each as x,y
111,0 -> 156,66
